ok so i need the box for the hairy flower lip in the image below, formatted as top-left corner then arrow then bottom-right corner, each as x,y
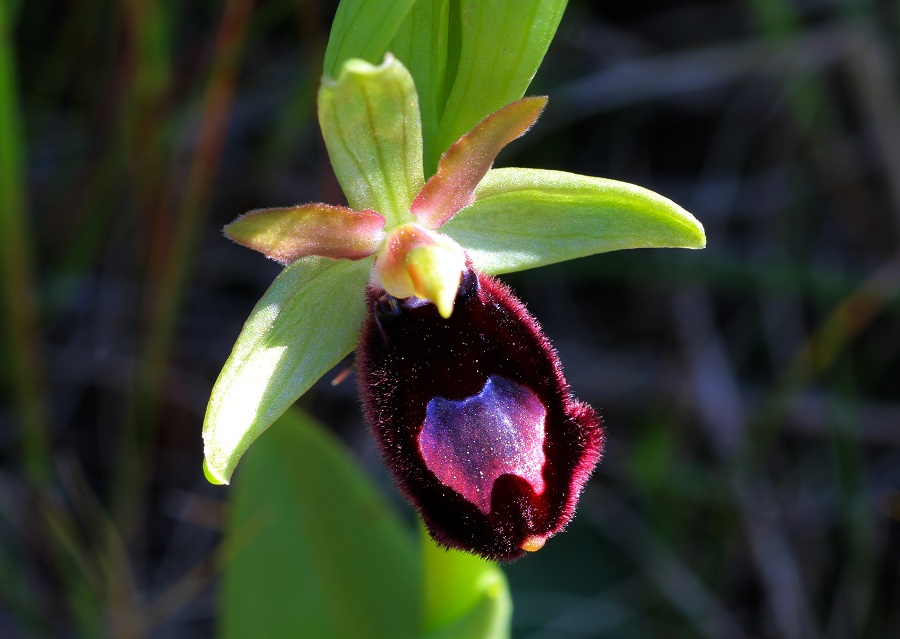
357,266 -> 604,561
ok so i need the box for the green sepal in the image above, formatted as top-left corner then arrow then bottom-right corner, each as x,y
420,523 -> 511,639
441,167 -> 706,275
221,409 -> 419,639
202,256 -> 371,485
318,55 -> 424,227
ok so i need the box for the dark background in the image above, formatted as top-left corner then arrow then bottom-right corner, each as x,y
2,0 -> 899,637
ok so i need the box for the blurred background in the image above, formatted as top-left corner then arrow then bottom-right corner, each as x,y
2,0 -> 899,637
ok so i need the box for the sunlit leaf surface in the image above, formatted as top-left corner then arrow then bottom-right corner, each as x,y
442,167 -> 706,275
203,256 -> 370,484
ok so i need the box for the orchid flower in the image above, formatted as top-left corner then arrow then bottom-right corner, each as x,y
203,55 -> 704,560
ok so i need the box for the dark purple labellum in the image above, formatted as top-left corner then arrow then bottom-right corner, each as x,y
357,268 -> 604,561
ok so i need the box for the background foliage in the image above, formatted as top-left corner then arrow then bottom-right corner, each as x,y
1,0 -> 899,637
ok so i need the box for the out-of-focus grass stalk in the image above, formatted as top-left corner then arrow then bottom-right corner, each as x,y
143,0 -> 253,394
108,0 -> 174,534
113,0 -> 253,525
768,256 -> 900,408
120,0 -> 171,212
0,0 -> 52,485
746,0 -> 830,129
259,0 -> 325,171
746,3 -> 887,633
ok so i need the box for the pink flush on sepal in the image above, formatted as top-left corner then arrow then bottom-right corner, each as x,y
410,97 -> 547,230
224,203 -> 385,263
357,267 -> 604,561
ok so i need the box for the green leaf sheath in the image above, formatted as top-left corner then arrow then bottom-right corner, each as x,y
421,525 -> 511,639
203,257 -> 371,484
324,0 -> 566,177
431,0 -> 568,170
389,0 -> 450,171
222,409 -> 418,639
441,168 -> 706,275
322,0 -> 417,77
318,56 -> 424,227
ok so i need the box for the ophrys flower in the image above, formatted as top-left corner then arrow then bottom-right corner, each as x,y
203,55 -> 704,559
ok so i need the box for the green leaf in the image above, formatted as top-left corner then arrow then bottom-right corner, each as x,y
221,409 -> 419,639
322,0 -> 418,78
420,525 -> 511,639
389,0 -> 450,172
441,167 -> 706,275
430,0 -> 567,170
319,55 -> 423,227
203,256 -> 370,485
412,96 -> 547,229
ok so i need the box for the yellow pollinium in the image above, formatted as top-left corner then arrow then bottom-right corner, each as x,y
376,223 -> 466,319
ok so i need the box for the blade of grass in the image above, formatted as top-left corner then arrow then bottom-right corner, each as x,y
0,0 -> 52,485
145,0 -> 253,379
114,0 -> 254,528
104,0 -> 176,537
584,491 -> 749,639
672,289 -> 819,639
822,351 -> 877,638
